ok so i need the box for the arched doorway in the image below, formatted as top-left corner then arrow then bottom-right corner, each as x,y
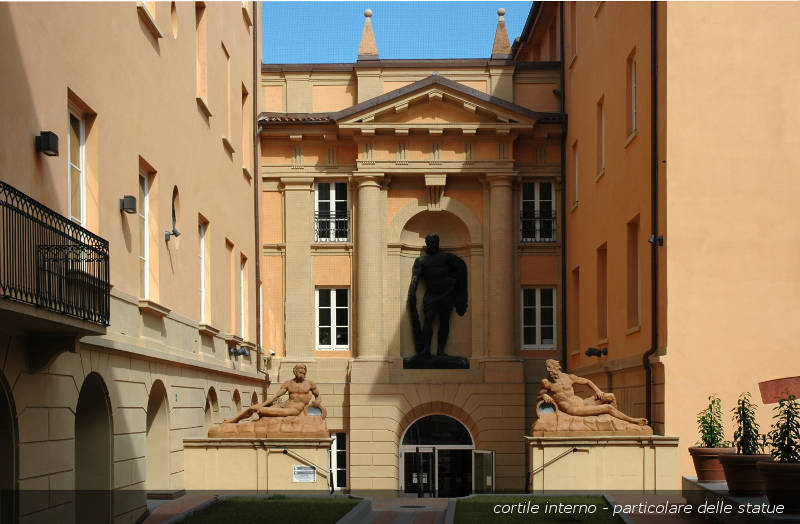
0,372 -> 17,523
400,415 -> 493,497
75,372 -> 112,522
146,380 -> 170,492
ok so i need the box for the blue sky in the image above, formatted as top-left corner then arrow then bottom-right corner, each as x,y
262,2 -> 534,63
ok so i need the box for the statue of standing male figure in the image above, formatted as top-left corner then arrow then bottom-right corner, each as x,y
405,233 -> 469,369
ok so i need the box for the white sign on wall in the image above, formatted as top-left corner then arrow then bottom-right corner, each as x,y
293,465 -> 316,483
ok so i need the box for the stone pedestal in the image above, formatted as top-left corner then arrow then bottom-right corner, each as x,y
526,435 -> 680,491
183,437 -> 333,491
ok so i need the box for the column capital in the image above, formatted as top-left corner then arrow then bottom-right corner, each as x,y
485,173 -> 517,187
353,173 -> 384,189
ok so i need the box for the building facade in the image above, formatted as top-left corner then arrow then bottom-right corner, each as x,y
258,9 -> 564,493
0,2 -> 262,522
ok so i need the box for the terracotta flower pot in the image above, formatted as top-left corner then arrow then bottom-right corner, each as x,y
756,461 -> 800,514
688,446 -> 735,482
719,454 -> 772,496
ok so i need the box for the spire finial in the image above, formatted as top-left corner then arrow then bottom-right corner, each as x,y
491,7 -> 512,59
358,8 -> 379,61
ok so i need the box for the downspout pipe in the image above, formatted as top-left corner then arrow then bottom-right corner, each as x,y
252,2 -> 266,396
643,0 -> 659,427
559,2 -> 568,370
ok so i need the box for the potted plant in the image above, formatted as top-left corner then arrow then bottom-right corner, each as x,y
689,394 -> 734,481
719,392 -> 771,495
756,395 -> 800,513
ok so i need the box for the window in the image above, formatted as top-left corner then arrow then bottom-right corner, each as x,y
195,3 -> 208,106
316,288 -> 349,350
242,84 -> 250,172
521,182 -> 556,242
331,432 -> 347,490
572,141 -> 579,205
522,288 -> 556,348
68,110 -> 86,226
198,218 -> 209,323
597,244 -> 608,340
569,2 -> 577,61
240,254 -> 247,338
626,51 -> 637,137
315,182 -> 349,242
226,239 -> 235,332
138,171 -> 149,298
597,96 -> 605,174
570,267 -> 580,355
627,217 -> 640,329
222,42 -> 232,149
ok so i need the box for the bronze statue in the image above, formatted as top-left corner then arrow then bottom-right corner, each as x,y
407,233 -> 468,357
531,359 -> 651,435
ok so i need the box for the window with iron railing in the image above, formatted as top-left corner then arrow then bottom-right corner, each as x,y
315,182 -> 349,242
0,181 -> 109,325
521,181 -> 557,243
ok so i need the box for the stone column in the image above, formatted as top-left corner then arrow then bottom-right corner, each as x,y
487,175 -> 515,357
281,178 -> 315,359
355,174 -> 384,357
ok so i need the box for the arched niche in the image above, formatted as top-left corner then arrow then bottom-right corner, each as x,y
204,387 -> 219,427
75,372 -> 112,523
388,205 -> 475,359
146,380 -> 170,492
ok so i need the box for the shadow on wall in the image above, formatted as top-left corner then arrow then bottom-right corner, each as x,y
0,4 -> 59,204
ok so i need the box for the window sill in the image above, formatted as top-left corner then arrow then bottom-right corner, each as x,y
568,54 -> 578,70
626,325 -> 641,336
596,337 -> 609,345
594,169 -> 606,182
196,96 -> 213,118
139,298 -> 171,318
137,2 -> 164,39
311,241 -> 353,250
198,323 -> 220,337
242,166 -> 252,181
315,350 -> 352,357
570,200 -> 579,213
624,129 -> 638,149
222,136 -> 235,155
593,1 -> 605,17
224,333 -> 244,345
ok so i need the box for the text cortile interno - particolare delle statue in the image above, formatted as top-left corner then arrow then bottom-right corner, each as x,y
208,363 -> 328,438
530,359 -> 653,436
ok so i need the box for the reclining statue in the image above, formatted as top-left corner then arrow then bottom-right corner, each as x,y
531,359 -> 652,435
209,363 -> 328,438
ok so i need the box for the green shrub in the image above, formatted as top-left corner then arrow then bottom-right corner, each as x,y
731,392 -> 764,455
696,394 -> 728,448
766,395 -> 800,463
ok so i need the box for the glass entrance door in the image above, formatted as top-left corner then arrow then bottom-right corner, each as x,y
403,449 -> 434,496
472,450 -> 495,493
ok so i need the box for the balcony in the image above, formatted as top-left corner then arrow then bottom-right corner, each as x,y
0,181 -> 110,337
314,211 -> 350,242
521,210 -> 557,243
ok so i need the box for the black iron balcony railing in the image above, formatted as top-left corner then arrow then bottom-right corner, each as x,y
314,211 -> 350,242
521,210 -> 557,243
0,181 -> 110,326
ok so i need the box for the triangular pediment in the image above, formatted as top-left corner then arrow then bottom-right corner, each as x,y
331,76 -> 560,133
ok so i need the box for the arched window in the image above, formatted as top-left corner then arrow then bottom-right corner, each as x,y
402,415 -> 472,446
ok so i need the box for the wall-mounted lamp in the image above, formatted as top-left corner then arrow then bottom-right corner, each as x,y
229,346 -> 250,357
585,347 -> 608,358
119,195 -> 137,214
164,228 -> 181,241
647,234 -> 664,246
35,131 -> 59,156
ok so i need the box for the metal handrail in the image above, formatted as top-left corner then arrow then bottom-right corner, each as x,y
0,180 -> 110,325
314,210 -> 350,242
521,210 -> 557,243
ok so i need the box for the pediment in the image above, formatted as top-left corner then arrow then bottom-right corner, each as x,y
332,76 -> 557,134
